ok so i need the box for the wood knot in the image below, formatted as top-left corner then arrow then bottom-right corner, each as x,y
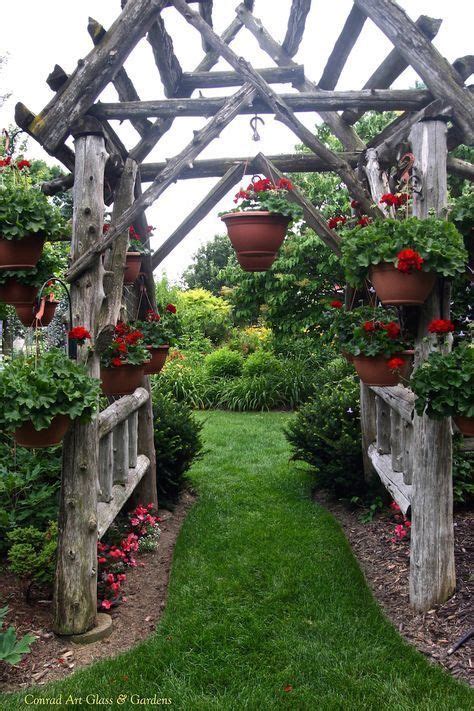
88,517 -> 97,532
84,207 -> 91,215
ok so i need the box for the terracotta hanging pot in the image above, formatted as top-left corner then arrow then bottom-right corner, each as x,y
0,234 -> 45,270
14,415 -> 71,448
220,211 -> 290,272
0,278 -> 38,305
369,262 -> 436,305
453,415 -> 474,437
124,253 -> 142,285
144,345 -> 169,375
101,364 -> 144,396
15,300 -> 59,327
352,351 -> 412,387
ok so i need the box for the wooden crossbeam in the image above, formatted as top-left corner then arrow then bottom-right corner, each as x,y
353,0 -> 474,144
151,164 -> 243,268
67,83 -> 257,282
173,0 -> 380,216
91,89 -> 433,120
317,6 -> 367,90
148,14 -> 183,98
88,18 -> 153,138
180,65 -> 305,90
282,0 -> 312,58
16,0 -> 170,152
198,1 -> 214,53
254,153 -> 341,255
235,3 -> 365,152
342,15 -> 442,125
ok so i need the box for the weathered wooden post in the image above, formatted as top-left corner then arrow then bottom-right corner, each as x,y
53,118 -> 108,635
409,118 -> 456,611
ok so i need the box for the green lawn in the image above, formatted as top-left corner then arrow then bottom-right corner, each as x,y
2,411 -> 472,710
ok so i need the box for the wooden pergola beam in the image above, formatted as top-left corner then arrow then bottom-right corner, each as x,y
16,0 -> 170,152
173,0 -> 380,216
317,6 -> 367,90
180,65 -> 305,90
282,0 -> 312,58
235,3 -> 365,152
151,164 -> 243,268
67,83 -> 257,282
342,15 -> 442,125
254,153 -> 341,255
198,1 -> 213,53
353,0 -> 474,143
91,89 -> 434,120
147,13 -> 183,98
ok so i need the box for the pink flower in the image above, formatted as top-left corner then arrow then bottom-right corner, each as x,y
101,599 -> 112,610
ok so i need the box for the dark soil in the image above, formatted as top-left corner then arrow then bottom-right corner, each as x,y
0,491 -> 195,692
315,491 -> 473,687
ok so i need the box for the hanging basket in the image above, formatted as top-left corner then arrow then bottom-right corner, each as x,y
15,300 -> 59,327
101,364 -> 144,396
453,416 -> 474,437
14,415 -> 71,448
0,279 -> 38,305
144,345 -> 169,375
0,234 -> 45,270
369,263 -> 436,305
352,351 -> 413,387
124,253 -> 142,285
220,211 -> 290,272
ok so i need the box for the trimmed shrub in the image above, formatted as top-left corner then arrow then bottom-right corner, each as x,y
205,348 -> 244,379
285,371 -> 366,499
153,391 -> 203,507
7,522 -> 58,588
242,350 -> 281,378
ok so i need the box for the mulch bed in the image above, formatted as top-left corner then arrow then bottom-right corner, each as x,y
315,491 -> 473,687
0,491 -> 195,693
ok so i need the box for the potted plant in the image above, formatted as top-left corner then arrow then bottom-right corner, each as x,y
328,303 -> 393,362
133,304 -> 179,375
14,280 -> 62,327
345,317 -> 412,386
341,218 -> 467,305
100,322 -> 150,396
0,348 -> 100,448
0,243 -> 60,308
410,343 -> 474,436
220,176 -> 302,272
0,159 -> 64,270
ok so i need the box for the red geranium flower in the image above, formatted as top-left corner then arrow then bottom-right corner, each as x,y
252,177 -> 274,193
383,322 -> 401,339
101,599 -> 112,610
330,300 -> 343,308
363,321 -> 376,332
146,309 -> 161,322
427,319 -> 455,334
396,248 -> 423,273
16,159 -> 31,170
0,157 -> 11,167
68,326 -> 91,343
165,303 -> 177,314
276,177 -> 293,191
111,357 -> 123,367
327,216 -> 347,230
357,216 -> 371,227
380,193 -> 398,207
387,357 -> 405,372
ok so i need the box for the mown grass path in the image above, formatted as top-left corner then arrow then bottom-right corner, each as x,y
3,411 -> 472,710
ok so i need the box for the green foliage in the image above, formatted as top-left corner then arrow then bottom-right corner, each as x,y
341,218 -> 467,286
227,325 -> 272,355
7,521 -> 57,587
242,350 -> 281,378
346,319 -> 407,358
0,348 -> 100,431
0,607 -> 36,666
152,390 -> 203,506
176,288 -> 232,344
285,370 -> 366,499
329,305 -> 392,351
449,189 -> 474,240
182,234 -> 236,295
411,344 -> 474,419
204,348 -> 244,379
0,438 -> 61,553
0,170 -> 65,239
222,177 -> 303,221
452,439 -> 474,506
134,307 -> 181,348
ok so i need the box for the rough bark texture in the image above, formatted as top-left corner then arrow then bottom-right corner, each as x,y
180,65 -> 305,90
282,0 -> 312,58
148,14 -> 183,98
317,6 -> 366,90
53,124 -> 107,635
409,119 -> 455,612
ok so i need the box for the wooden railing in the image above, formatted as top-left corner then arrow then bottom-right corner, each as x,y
96,387 -> 151,538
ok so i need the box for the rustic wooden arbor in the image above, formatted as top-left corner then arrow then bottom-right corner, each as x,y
16,0 -> 473,635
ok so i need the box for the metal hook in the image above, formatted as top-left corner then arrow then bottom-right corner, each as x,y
250,115 -> 265,142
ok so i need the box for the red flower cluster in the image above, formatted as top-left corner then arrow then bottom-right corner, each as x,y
110,322 -> 144,366
396,248 -> 423,273
97,503 -> 160,610
233,176 -> 293,203
146,309 -> 161,322
327,216 -> 347,230
363,320 -> 401,339
165,303 -> 177,314
68,326 -> 92,344
0,157 -> 30,170
357,216 -> 371,227
330,300 -> 343,309
390,501 -> 411,543
380,193 -> 409,208
17,159 -> 31,171
387,357 -> 405,372
0,157 -> 11,167
427,319 -> 455,335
